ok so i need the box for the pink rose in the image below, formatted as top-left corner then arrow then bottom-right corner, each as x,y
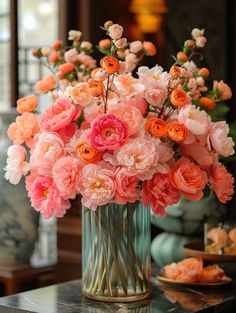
213,80 -> 232,100
141,172 -> 180,216
7,112 -> 39,145
5,145 -> 29,185
88,114 -> 128,151
78,163 -> 115,210
178,105 -> 211,135
208,121 -> 235,157
53,156 -> 81,199
171,157 -> 208,201
115,138 -> 159,180
115,167 -> 140,205
26,175 -> 70,218
39,97 -> 81,132
123,98 -> 148,116
108,104 -> 142,136
195,36 -> 207,48
191,28 -> 204,39
209,163 -> 234,203
145,86 -> 167,108
30,132 -> 64,175
108,24 -> 123,40
129,40 -> 143,53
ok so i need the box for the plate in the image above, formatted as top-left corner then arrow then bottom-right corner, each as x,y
183,242 -> 236,262
157,273 -> 232,287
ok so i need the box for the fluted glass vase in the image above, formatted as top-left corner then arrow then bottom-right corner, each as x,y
82,202 -> 151,302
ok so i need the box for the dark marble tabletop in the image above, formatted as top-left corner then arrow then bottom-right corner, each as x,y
0,275 -> 236,313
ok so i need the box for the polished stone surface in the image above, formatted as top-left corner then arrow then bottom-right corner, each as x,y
0,276 -> 236,313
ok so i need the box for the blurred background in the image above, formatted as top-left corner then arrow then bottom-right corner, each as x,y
0,0 -> 235,294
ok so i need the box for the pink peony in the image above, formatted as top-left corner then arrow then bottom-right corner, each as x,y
115,138 -> 159,180
78,162 -> 115,210
5,145 -> 29,185
113,74 -> 145,98
30,132 -> 64,175
208,121 -> 235,157
115,167 -> 140,204
171,157 -> 208,201
108,104 -> 142,136
88,114 -> 128,151
26,175 -> 71,218
209,163 -> 234,203
39,97 -> 81,132
141,172 -> 180,215
7,112 -> 39,145
52,156 -> 82,199
137,65 -> 170,88
178,105 -> 211,135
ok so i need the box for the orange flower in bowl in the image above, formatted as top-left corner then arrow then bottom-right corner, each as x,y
145,117 -> 167,137
198,265 -> 224,283
207,227 -> 228,248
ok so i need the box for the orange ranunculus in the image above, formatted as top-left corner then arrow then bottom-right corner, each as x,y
49,51 -> 60,64
58,63 -> 75,75
143,41 -> 157,56
199,67 -> 210,78
16,95 -> 38,114
170,88 -> 189,107
100,55 -> 119,75
52,39 -> 62,50
170,65 -> 181,78
75,141 -> 101,164
35,75 -> 57,94
167,121 -> 188,142
98,39 -> 112,49
176,51 -> 188,62
199,97 -> 215,110
88,79 -> 104,97
145,118 -> 167,138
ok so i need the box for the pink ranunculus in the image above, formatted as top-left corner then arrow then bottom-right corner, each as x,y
115,167 -> 140,204
171,157 -> 208,201
39,97 -> 80,132
208,121 -> 235,157
30,132 -> 64,175
209,163 -> 234,204
52,156 -> 81,199
181,143 -> 215,170
145,86 -> 168,108
4,145 -> 29,185
108,104 -> 142,136
123,98 -> 148,116
78,162 -> 115,210
141,172 -> 180,216
115,138 -> 159,180
64,48 -> 79,63
88,113 -> 128,151
26,174 -> 71,218
7,112 -> 40,145
213,80 -> 232,100
178,105 -> 211,135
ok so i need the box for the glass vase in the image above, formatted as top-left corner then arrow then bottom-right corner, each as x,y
82,202 -> 151,302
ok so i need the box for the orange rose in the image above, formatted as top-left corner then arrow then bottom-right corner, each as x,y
167,121 -> 188,142
170,65 -> 181,78
143,41 -> 157,56
35,75 -> 56,94
199,97 -> 215,110
88,79 -> 104,97
170,88 -> 189,107
145,118 -> 167,137
76,141 -> 101,164
58,63 -> 75,75
100,55 -> 119,74
16,95 -> 38,114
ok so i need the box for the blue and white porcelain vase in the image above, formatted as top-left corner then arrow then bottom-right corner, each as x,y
0,111 -> 39,264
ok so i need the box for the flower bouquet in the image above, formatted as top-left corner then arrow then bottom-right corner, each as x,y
5,22 -> 234,301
